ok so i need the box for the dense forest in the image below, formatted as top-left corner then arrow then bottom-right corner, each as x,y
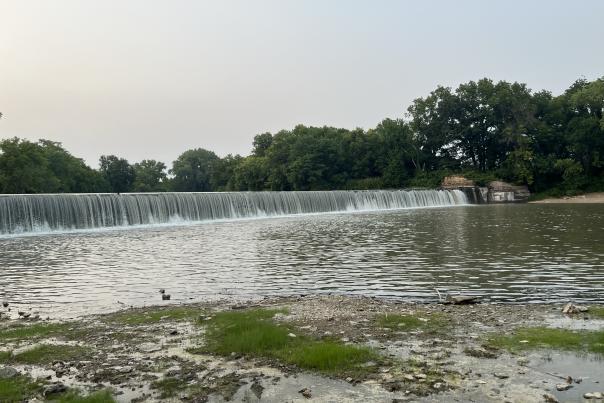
1,77 -> 603,196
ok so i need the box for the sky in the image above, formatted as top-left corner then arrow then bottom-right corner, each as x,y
0,0 -> 603,167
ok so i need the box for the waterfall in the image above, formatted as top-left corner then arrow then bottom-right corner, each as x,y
0,189 -> 468,235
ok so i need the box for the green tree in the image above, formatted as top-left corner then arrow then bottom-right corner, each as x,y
170,148 -> 219,191
133,160 -> 168,192
99,155 -> 135,193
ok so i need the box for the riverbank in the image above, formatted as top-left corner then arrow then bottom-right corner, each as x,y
530,192 -> 604,204
1,295 -> 604,402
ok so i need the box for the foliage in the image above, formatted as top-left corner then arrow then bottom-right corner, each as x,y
0,375 -> 43,402
56,389 -> 116,403
103,306 -> 202,325
1,76 -> 603,195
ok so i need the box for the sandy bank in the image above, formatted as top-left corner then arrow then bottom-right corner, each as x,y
530,192 -> 604,204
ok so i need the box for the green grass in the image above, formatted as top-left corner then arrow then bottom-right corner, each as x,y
488,327 -> 604,355
56,389 -> 116,403
151,377 -> 188,398
104,306 -> 202,325
376,313 -> 449,333
198,309 -> 379,376
0,322 -> 74,342
589,306 -> 604,319
0,375 -> 43,402
0,344 -> 91,365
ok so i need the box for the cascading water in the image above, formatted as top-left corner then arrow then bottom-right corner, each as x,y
0,189 -> 468,235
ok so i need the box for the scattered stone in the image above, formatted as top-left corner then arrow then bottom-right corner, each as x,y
139,343 -> 162,353
298,388 -> 312,399
445,295 -> 480,305
556,383 -> 572,391
562,303 -> 589,314
0,367 -> 19,379
2,301 -> 8,308
167,329 -> 178,335
346,377 -> 354,383
287,333 -> 297,338
250,381 -> 264,399
43,382 -> 67,397
543,393 -> 559,403
161,294 -> 171,301
159,289 -> 165,294
464,346 -> 500,359
494,373 -> 509,379
584,392 -> 604,399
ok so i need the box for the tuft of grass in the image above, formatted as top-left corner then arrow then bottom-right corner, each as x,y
0,322 -> 74,342
0,375 -> 43,402
199,309 -> 379,376
376,313 -> 449,333
104,306 -> 202,325
56,389 -> 116,403
3,344 -> 91,365
151,377 -> 188,399
588,306 -> 604,319
0,350 -> 12,362
488,327 -> 604,355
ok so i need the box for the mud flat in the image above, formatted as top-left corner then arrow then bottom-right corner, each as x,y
1,295 -> 603,402
531,192 -> 604,204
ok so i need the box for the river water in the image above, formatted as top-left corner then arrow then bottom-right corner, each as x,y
0,204 -> 603,317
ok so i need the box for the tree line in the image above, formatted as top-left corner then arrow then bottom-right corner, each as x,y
1,77 -> 602,196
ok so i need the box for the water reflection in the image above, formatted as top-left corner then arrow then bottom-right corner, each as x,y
0,204 -> 603,317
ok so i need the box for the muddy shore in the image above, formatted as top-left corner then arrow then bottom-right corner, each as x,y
1,295 -> 603,402
530,193 -> 604,204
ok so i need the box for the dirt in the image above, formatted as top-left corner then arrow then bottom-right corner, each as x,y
531,192 -> 604,203
1,295 -> 603,402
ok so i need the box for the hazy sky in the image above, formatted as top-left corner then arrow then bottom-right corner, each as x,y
1,0 -> 603,167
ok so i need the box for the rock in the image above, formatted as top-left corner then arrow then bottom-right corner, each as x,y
162,294 -> 171,300
2,301 -> 8,308
250,381 -> 264,399
43,382 -> 67,397
287,333 -> 297,338
139,343 -> 162,353
543,393 -> 559,403
445,295 -> 480,305
494,373 -> 509,379
298,388 -> 312,399
403,374 -> 416,382
464,346 -> 500,359
159,289 -> 165,294
167,329 -> 178,335
562,303 -> 589,314
584,392 -> 604,399
556,383 -> 572,391
0,367 -> 19,379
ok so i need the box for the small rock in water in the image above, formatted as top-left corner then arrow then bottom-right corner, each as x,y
562,302 -> 589,314
556,383 -> 572,391
2,301 -> 8,308
584,392 -> 604,399
162,294 -> 171,300
0,367 -> 19,379
44,382 -> 67,397
159,289 -> 165,294
543,393 -> 560,403
298,388 -> 312,399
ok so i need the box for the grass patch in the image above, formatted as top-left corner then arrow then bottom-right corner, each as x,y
488,327 -> 604,355
56,389 -> 116,403
0,322 -> 73,342
1,344 -> 91,365
376,313 -> 449,333
151,377 -> 188,399
199,309 -> 379,376
588,306 -> 604,319
104,306 -> 202,325
0,375 -> 43,402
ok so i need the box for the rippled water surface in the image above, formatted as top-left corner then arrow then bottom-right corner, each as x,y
1,204 -> 603,317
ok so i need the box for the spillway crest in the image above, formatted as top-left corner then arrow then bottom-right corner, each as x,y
0,189 -> 468,235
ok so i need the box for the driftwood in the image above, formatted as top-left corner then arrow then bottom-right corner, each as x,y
444,295 -> 481,305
